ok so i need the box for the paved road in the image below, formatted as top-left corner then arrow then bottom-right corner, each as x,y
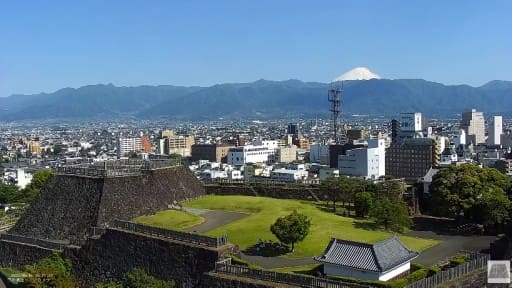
406,230 -> 495,266
183,208 -> 248,233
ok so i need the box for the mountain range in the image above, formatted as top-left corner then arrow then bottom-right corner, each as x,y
1,78 -> 511,121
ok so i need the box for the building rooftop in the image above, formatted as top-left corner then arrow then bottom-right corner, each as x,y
314,236 -> 418,272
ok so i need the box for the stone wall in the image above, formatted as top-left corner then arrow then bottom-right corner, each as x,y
96,166 -> 205,227
205,184 -> 324,201
10,175 -> 104,240
10,166 -> 205,240
0,240 -> 55,269
65,228 -> 223,287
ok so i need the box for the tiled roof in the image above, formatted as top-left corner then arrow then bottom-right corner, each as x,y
314,236 -> 419,272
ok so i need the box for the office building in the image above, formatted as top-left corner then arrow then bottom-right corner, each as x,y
487,116 -> 503,146
461,109 -> 485,144
287,123 -> 299,136
117,137 -> 142,158
367,138 -> 386,177
346,129 -> 366,141
338,147 -> 382,179
165,135 -> 195,157
329,143 -> 366,168
385,138 -> 439,182
191,144 -> 233,163
277,145 -> 297,163
227,145 -> 276,166
398,112 -> 426,140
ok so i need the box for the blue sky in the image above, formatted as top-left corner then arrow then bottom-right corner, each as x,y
1,0 -> 511,96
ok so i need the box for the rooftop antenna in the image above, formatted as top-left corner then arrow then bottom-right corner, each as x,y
328,81 -> 342,144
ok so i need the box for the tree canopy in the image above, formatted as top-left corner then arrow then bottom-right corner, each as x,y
369,198 -> 412,232
24,252 -> 77,287
429,164 -> 511,229
354,191 -> 373,218
270,210 -> 311,251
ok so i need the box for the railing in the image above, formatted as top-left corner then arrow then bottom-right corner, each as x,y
87,226 -> 106,237
405,252 -> 490,288
0,233 -> 67,251
55,159 -> 182,177
204,178 -> 319,186
111,220 -> 228,248
214,263 -> 374,288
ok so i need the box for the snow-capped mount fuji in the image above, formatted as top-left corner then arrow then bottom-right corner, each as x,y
334,67 -> 381,81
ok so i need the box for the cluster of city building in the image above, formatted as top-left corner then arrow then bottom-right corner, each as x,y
1,109 -> 512,192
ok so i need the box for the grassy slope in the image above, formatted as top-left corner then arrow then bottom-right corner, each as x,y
133,210 -> 203,231
183,195 -> 439,258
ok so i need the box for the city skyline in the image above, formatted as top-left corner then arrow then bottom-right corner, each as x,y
1,0 -> 511,97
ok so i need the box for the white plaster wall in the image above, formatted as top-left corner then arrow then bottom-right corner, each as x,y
379,262 -> 410,281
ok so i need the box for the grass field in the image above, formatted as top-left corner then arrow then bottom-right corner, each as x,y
183,195 -> 439,258
133,210 -> 203,231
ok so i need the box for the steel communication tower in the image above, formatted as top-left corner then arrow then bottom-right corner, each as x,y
328,82 -> 342,144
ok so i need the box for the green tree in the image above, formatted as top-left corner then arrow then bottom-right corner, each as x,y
320,176 -> 340,212
24,252 -> 77,287
370,198 -> 412,232
354,191 -> 373,217
19,169 -> 54,203
473,189 -> 510,229
429,164 -> 511,228
270,210 -> 311,251
125,268 -> 175,288
0,183 -> 20,203
337,176 -> 355,208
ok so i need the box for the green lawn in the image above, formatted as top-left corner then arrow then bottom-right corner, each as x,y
183,195 -> 439,258
133,210 -> 204,231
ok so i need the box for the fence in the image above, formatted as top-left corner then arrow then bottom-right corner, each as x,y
55,159 -> 182,177
205,178 -> 319,186
111,220 -> 228,248
214,263 -> 374,288
0,233 -> 67,251
87,226 -> 106,237
405,252 -> 490,288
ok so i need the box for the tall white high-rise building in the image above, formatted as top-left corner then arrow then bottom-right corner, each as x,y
460,109 -> 485,144
487,116 -> 503,146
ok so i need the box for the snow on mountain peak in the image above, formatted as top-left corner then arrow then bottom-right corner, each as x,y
334,67 -> 381,81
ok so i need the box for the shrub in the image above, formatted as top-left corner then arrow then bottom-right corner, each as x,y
410,262 -> 426,271
449,254 -> 467,266
228,255 -> 261,269
427,266 -> 441,276
405,268 -> 428,282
